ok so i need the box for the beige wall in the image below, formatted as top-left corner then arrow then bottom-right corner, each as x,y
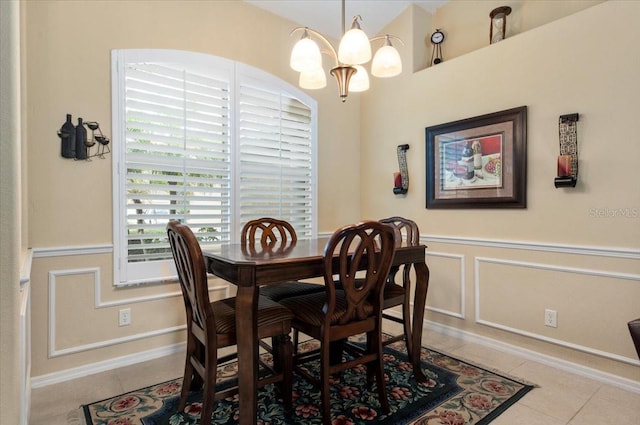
23,0 -> 639,391
25,0 -> 361,378
361,0 -> 640,381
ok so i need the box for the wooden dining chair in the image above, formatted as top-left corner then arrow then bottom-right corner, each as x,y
279,220 -> 397,425
167,221 -> 294,423
242,218 -> 324,303
241,218 -> 325,352
379,216 -> 422,360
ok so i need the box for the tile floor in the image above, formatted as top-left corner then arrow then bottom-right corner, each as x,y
30,326 -> 640,425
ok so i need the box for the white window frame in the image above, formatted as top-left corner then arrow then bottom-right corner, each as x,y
111,49 -> 317,286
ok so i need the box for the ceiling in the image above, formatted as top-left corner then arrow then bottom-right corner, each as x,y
244,0 -> 447,39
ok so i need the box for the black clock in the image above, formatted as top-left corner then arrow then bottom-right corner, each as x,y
429,29 -> 444,65
430,30 -> 444,45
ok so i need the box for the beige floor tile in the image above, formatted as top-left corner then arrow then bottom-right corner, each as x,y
449,341 -> 529,374
490,402 -> 567,425
509,360 -> 601,423
30,410 -> 78,425
115,351 -> 184,393
567,393 -> 640,425
30,370 -> 122,419
382,320 -> 466,354
593,383 -> 640,407
420,328 -> 467,353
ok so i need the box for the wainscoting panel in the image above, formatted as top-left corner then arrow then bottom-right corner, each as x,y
419,235 -> 640,383
46,263 -> 227,359
424,252 -> 465,319
30,239 -> 640,389
475,256 -> 640,365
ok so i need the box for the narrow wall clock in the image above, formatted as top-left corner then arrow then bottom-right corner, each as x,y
429,29 -> 444,65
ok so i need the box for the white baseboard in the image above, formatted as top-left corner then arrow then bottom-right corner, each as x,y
30,342 -> 185,388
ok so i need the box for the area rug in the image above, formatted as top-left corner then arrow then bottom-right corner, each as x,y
80,338 -> 534,425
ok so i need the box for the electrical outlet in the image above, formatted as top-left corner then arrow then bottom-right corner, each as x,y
544,309 -> 557,328
119,308 -> 132,326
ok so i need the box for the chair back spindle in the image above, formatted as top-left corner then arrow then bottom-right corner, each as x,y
242,217 -> 297,246
323,221 -> 397,327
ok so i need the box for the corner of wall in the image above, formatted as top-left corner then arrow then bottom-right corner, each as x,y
410,5 -> 432,73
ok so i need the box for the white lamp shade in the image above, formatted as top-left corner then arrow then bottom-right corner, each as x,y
348,65 -> 369,92
299,68 -> 327,89
290,37 -> 322,72
338,28 -> 371,65
371,45 -> 402,78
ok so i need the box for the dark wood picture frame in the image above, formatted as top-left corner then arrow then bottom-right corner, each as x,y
426,106 -> 527,209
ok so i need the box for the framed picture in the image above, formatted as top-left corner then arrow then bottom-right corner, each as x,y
426,106 -> 527,209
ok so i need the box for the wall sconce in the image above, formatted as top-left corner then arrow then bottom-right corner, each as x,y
393,144 -> 409,195
490,6 -> 511,44
57,114 -> 110,161
555,113 -> 579,188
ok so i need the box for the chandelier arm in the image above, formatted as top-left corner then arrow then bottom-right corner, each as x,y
369,34 -> 404,46
290,26 -> 340,67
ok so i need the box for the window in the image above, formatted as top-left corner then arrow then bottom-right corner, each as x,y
111,50 -> 317,286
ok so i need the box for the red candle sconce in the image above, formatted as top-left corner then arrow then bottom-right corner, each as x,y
555,113 -> 579,188
393,144 -> 410,195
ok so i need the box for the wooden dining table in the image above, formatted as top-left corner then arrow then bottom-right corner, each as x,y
203,237 -> 430,425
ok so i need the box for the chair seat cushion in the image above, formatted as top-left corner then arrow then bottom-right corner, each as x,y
280,290 -> 374,327
260,281 -> 325,301
335,280 -> 405,308
212,296 -> 293,334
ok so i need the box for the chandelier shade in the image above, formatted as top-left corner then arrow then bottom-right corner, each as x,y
299,67 -> 327,89
348,65 -> 369,92
338,16 -> 372,65
290,32 -> 322,72
289,0 -> 403,102
371,37 -> 402,78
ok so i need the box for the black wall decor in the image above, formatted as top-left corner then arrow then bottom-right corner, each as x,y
554,113 -> 579,188
58,114 -> 76,158
393,144 -> 410,195
57,114 -> 110,160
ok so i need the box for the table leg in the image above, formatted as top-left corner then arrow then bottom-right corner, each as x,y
411,261 -> 429,382
236,268 -> 259,425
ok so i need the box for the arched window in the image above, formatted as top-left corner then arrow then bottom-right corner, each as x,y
111,49 -> 317,286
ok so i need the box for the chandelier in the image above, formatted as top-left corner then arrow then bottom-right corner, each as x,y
289,0 -> 403,102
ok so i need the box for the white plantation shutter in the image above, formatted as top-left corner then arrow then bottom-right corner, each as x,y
237,83 -> 314,237
112,50 -> 316,286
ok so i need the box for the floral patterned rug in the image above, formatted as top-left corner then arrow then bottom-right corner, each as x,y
81,338 -> 534,425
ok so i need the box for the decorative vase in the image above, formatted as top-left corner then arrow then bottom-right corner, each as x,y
59,114 -> 76,158
75,117 -> 88,160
